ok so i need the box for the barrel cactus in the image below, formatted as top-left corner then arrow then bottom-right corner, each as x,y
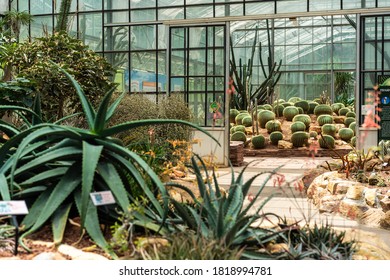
349,121 -> 356,135
230,127 -> 235,134
351,136 -> 357,147
308,101 -> 319,114
242,116 -> 253,127
346,111 -> 356,118
232,125 -> 246,134
291,121 -> 307,133
283,106 -> 299,121
297,107 -> 304,114
269,131 -> 283,145
338,107 -> 351,116
258,110 -> 276,128
263,104 -> 273,111
231,131 -> 247,142
291,131 -> 309,147
265,120 -> 282,133
294,100 -> 310,113
230,109 -> 240,123
251,135 -> 266,149
319,135 -> 335,149
331,103 -> 345,114
338,128 -> 354,142
273,99 -> 285,105
309,131 -> 318,139
282,102 -> 294,108
273,104 -> 285,116
314,104 -> 333,116
235,112 -> 250,125
292,114 -> 311,129
345,117 -> 356,127
288,97 -> 302,103
321,124 -> 337,137
317,114 -> 334,126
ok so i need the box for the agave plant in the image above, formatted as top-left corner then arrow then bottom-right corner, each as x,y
165,155 -> 283,257
0,66 -> 218,258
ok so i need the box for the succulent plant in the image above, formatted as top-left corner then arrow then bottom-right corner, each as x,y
230,127 -> 235,134
297,107 -> 304,114
233,125 -> 246,134
273,99 -> 285,104
242,115 -> 253,127
235,112 -> 250,125
351,136 -> 357,147
338,128 -> 354,142
258,110 -> 276,128
263,104 -> 273,111
349,121 -> 356,135
231,131 -> 247,142
291,121 -> 306,133
309,131 -> 318,139
230,109 -> 240,123
251,135 -> 266,149
314,104 -> 333,116
321,124 -> 337,137
292,114 -> 311,129
269,131 -> 283,145
283,106 -> 299,121
308,101 -> 319,114
338,107 -> 351,116
317,114 -> 334,126
294,100 -> 310,113
331,103 -> 345,114
313,98 -> 322,104
319,134 -> 335,149
291,131 -> 309,147
265,120 -> 282,133
288,97 -> 302,103
344,117 -> 356,127
273,104 -> 285,116
346,111 -> 356,118
282,102 -> 294,108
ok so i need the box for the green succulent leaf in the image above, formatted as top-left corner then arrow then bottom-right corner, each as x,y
52,202 -> 72,245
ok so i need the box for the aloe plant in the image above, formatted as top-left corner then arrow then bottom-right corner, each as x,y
0,65 -> 218,259
165,155 -> 283,257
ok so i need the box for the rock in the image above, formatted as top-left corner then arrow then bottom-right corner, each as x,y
57,244 -> 109,260
345,184 -> 365,200
32,252 -> 66,260
360,208 -> 384,227
368,173 -> 379,185
379,211 -> 390,229
333,116 -> 346,124
319,194 -> 344,213
309,125 -> 322,134
339,198 -> 369,219
335,139 -> 347,146
266,243 -> 289,254
364,188 -> 378,207
313,187 -> 331,205
380,197 -> 390,212
245,127 -> 253,135
327,179 -> 351,195
278,140 -> 293,149
335,124 -> 345,132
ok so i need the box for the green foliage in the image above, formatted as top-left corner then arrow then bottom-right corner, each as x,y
258,110 -> 275,128
0,78 -> 34,108
345,117 -> 356,128
292,114 -> 311,129
10,32 -> 115,120
291,131 -> 309,147
338,128 -> 354,142
251,135 -> 266,149
269,131 -> 283,145
265,120 -> 282,133
283,106 -> 299,121
319,134 -> 335,149
308,101 -> 319,114
235,112 -> 250,125
0,66 -> 217,258
314,104 -> 333,116
230,109 -> 240,123
321,124 -> 337,137
242,116 -> 253,127
317,114 -> 334,126
290,121 -> 306,133
338,107 -> 351,116
294,100 -> 309,113
331,103 -> 345,114
231,131 -> 247,142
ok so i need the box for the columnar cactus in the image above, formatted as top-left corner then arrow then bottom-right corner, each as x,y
251,135 -> 266,149
321,124 -> 337,137
265,120 -> 282,133
283,106 -> 299,121
291,131 -> 309,147
319,135 -> 335,149
338,128 -> 354,142
258,110 -> 276,128
269,131 -> 283,145
292,114 -> 311,129
317,114 -> 334,126
314,104 -> 333,116
291,121 -> 306,133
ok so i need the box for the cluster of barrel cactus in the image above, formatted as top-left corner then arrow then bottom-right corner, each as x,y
229,95 -> 356,150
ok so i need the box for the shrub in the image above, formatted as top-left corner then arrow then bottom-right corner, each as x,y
291,131 -> 309,147
291,121 -> 306,133
319,135 -> 335,149
283,106 -> 299,121
269,131 -> 283,145
314,104 -> 333,116
251,135 -> 266,149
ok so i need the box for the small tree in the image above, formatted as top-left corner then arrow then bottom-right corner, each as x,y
10,32 -> 115,120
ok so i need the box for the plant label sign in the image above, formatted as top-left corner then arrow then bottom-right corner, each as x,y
0,201 -> 29,215
90,191 -> 116,206
379,75 -> 390,140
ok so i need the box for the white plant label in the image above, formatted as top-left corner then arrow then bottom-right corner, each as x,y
0,201 -> 29,215
90,191 -> 116,206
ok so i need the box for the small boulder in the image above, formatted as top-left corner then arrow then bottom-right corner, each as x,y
380,197 -> 390,212
333,116 -> 346,124
364,188 -> 378,207
346,184 -> 365,200
339,198 -> 369,219
278,140 -> 293,149
379,211 -> 390,229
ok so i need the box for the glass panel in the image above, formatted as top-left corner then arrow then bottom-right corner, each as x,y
31,0 -> 52,14
342,0 -> 362,9
130,0 -> 156,8
31,16 -> 53,37
309,0 -> 340,11
131,9 -> 156,22
104,0 -> 129,10
171,50 -> 186,76
158,8 -> 185,20
157,51 -> 167,88
171,77 -> 185,92
189,27 -> 206,48
79,13 -> 103,51
245,3 -> 274,15
106,52 -> 128,73
189,50 -> 206,75
19,0 -> 29,11
79,0 -> 102,11
158,25 -> 167,49
384,42 -> 390,69
104,26 -> 129,51
214,49 -> 225,76
364,42 -> 376,70
104,11 -> 129,23
187,0 -> 213,4
54,0 -> 77,12
378,0 -> 390,7
188,93 -> 206,126
171,28 -> 185,49
215,4 -> 243,17
189,77 -> 206,91
362,0 -> 377,8
186,6 -> 213,19
158,0 -> 184,6
277,0 -> 307,13
385,17 -> 390,40
130,25 -> 156,50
